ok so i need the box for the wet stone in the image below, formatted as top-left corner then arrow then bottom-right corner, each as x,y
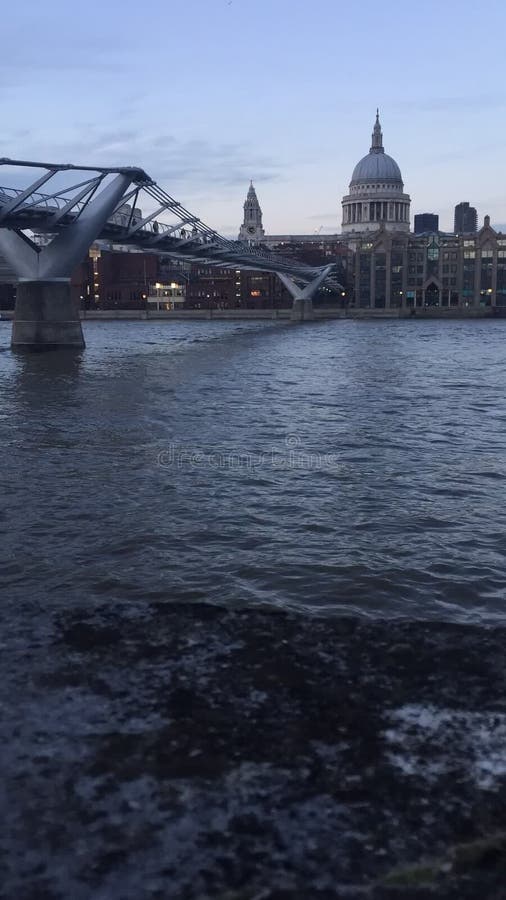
1,603 -> 506,898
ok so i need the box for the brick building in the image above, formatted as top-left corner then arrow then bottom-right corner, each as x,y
77,248 -> 159,309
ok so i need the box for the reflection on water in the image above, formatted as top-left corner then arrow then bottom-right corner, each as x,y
2,317 -> 506,623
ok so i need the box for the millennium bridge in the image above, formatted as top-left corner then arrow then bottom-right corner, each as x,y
0,158 -> 339,350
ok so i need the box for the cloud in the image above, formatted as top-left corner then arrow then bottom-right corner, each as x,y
0,127 -> 284,194
0,129 -> 286,238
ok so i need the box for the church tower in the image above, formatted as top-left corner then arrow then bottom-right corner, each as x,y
239,181 -> 265,243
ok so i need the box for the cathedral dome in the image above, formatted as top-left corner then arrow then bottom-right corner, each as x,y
341,110 -> 410,234
351,151 -> 402,186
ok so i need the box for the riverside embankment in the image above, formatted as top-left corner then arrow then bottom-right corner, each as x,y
0,305 -> 497,321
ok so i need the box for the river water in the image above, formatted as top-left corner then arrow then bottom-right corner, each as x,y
2,317 -> 506,623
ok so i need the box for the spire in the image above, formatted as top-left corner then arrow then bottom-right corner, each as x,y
239,181 -> 265,242
371,109 -> 384,153
244,181 -> 261,211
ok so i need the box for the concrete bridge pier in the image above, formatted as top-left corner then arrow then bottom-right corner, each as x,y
12,280 -> 84,350
291,297 -> 315,322
276,265 -> 335,323
0,172 -> 133,351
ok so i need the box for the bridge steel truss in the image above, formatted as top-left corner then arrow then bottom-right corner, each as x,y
0,158 -> 337,349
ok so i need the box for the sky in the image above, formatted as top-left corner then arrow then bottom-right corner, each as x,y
2,0 -> 506,236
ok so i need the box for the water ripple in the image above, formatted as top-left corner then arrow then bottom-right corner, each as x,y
2,318 -> 506,623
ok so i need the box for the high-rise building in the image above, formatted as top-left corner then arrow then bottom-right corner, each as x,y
414,213 -> 439,234
341,111 -> 410,234
238,182 -> 265,243
454,202 -> 477,234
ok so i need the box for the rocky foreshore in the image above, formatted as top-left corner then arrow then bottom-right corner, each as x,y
1,602 -> 506,899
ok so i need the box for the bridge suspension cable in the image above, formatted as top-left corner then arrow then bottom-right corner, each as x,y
0,157 -> 333,281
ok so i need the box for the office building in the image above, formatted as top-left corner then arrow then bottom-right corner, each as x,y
414,213 -> 439,234
454,202 -> 478,234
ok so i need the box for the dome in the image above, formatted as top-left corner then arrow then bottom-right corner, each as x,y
351,151 -> 402,185
341,111 -> 411,234
349,110 -> 403,187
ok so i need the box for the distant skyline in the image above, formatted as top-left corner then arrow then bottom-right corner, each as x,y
2,0 -> 506,235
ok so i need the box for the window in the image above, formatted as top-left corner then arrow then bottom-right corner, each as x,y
374,252 -> 387,307
463,254 -> 475,294
391,252 -> 403,307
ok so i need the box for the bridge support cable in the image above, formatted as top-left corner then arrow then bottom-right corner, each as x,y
49,178 -> 104,226
130,181 -> 323,276
0,170 -> 59,223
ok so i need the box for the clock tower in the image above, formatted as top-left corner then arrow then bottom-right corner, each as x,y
239,181 -> 265,243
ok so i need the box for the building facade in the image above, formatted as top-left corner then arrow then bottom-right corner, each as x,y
350,217 -> 506,310
77,248 -> 159,309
